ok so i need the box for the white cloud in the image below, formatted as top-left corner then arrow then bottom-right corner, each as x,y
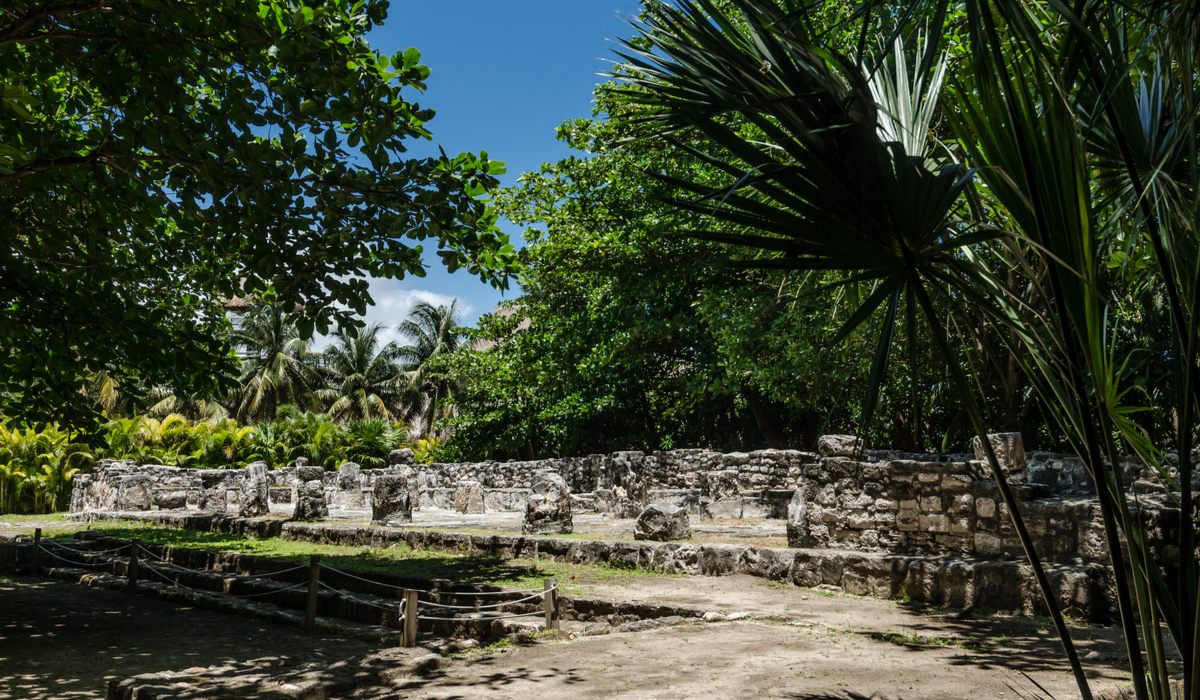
311,277 -> 474,350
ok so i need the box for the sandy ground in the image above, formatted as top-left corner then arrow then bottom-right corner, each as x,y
0,571 -> 1133,700
387,573 -> 1132,700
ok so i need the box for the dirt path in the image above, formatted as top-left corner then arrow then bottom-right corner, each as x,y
0,571 -> 1134,699
0,575 -> 376,699
397,618 -> 1124,700
395,574 -> 1132,700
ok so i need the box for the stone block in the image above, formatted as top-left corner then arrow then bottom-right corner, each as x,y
524,471 -> 572,535
294,466 -> 324,483
950,517 -> 973,534
973,432 -> 1027,475
948,493 -> 974,515
116,475 -> 153,511
198,471 -> 229,512
874,498 -> 898,512
269,487 -> 291,504
1077,520 -> 1109,560
817,435 -> 864,456
918,513 -> 949,532
976,497 -> 996,519
335,462 -> 362,508
294,480 -> 328,521
700,498 -> 743,520
741,497 -> 775,518
388,448 -> 416,466
919,495 -> 942,513
454,480 -> 486,515
846,511 -> 875,529
897,509 -> 920,531
941,475 -> 972,491
918,472 -> 941,483
238,461 -> 270,518
634,503 -> 691,541
786,487 -> 808,548
372,472 -> 415,526
154,490 -> 187,510
899,499 -> 918,511
701,470 -> 740,501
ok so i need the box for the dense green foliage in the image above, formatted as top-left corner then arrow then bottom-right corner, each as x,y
0,0 -> 516,432
440,70 -> 1013,458
601,1 -> 1200,699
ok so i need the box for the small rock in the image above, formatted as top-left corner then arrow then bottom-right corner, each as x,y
439,639 -> 480,655
1084,651 -> 1102,660
616,619 -> 660,633
725,612 -> 752,621
633,503 -> 691,541
581,623 -> 610,637
702,612 -> 729,623
412,654 -> 441,675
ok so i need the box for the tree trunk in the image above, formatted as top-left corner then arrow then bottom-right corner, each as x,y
425,384 -> 440,439
740,383 -> 783,449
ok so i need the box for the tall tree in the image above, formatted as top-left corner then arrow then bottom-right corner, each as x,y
397,300 -> 464,438
0,0 -> 516,431
320,323 -> 404,422
226,301 -> 323,422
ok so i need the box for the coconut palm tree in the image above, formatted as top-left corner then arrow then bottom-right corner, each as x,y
610,2 -> 1199,699
226,301 -> 325,423
396,300 -> 464,438
319,323 -> 405,422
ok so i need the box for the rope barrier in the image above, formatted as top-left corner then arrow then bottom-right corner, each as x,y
138,547 -> 307,580
36,547 -> 114,569
141,563 -> 307,599
417,610 -> 544,622
320,565 -> 555,597
142,563 -> 203,591
45,540 -> 129,556
318,581 -> 402,613
420,590 -> 546,610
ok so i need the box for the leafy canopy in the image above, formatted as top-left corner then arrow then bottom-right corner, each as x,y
0,0 -> 516,430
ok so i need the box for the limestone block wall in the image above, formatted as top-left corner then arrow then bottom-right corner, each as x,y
68,446 -> 1194,570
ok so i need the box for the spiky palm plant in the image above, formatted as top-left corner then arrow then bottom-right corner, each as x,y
396,300 -> 465,437
319,323 -> 405,422
226,301 -> 325,423
610,1 -> 1200,699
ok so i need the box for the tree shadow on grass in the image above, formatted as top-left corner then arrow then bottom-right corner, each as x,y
80,525 -> 553,587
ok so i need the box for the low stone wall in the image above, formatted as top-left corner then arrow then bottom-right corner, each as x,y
46,511 -> 1112,621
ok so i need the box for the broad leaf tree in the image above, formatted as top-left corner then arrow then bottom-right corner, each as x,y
0,0 -> 516,430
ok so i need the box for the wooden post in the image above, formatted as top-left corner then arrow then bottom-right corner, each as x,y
127,539 -> 139,593
305,555 -> 320,634
30,528 -> 41,575
402,589 -> 418,647
544,577 -> 559,630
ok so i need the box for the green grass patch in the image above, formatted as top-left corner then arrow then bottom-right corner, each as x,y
0,513 -> 72,525
51,521 -> 677,594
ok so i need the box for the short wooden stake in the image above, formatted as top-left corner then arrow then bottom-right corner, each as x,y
30,528 -> 41,575
305,555 -> 320,634
544,577 -> 559,630
403,589 -> 418,647
127,539 -> 140,593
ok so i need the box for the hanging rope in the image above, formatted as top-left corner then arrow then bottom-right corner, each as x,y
44,540 -> 129,556
36,545 -> 114,568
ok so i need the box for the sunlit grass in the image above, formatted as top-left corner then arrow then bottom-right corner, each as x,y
41,521 -> 680,595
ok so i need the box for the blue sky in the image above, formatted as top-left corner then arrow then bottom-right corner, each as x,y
324,1 -> 641,347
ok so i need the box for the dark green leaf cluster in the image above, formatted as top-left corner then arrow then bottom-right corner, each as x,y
0,0 -> 516,431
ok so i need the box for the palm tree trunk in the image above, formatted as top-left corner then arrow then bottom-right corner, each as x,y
425,384 -> 441,439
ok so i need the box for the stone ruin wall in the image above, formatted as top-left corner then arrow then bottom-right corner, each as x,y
69,440 -> 1198,568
